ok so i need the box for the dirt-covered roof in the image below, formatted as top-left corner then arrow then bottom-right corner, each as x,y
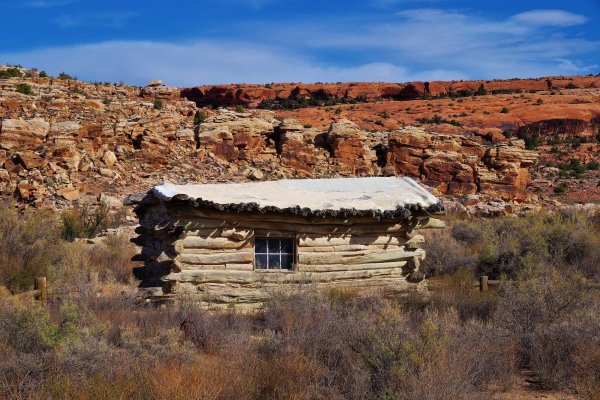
138,177 -> 444,220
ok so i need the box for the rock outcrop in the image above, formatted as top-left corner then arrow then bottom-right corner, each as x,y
8,66 -> 595,211
387,127 -> 538,200
181,76 -> 600,108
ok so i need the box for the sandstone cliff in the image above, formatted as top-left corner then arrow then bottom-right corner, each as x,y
5,66 -> 600,213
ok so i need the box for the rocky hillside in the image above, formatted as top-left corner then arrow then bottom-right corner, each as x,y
1,66 -> 598,214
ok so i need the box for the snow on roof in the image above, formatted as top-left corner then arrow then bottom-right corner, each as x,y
151,177 -> 442,217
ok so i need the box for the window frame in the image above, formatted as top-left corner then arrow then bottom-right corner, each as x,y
253,236 -> 297,271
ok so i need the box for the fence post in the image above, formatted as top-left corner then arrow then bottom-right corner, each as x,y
479,275 -> 489,292
35,277 -> 47,307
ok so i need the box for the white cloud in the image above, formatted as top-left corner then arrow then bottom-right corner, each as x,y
0,40 -> 443,86
511,10 -> 587,27
0,7 -> 596,85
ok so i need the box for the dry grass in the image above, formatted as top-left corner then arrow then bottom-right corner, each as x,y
1,204 -> 599,399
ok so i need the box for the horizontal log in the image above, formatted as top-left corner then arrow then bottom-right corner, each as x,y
172,207 -> 409,226
168,217 -> 410,235
299,244 -> 404,253
165,267 -> 403,285
185,228 -> 252,239
254,229 -> 297,237
298,249 -> 424,265
405,234 -> 425,249
414,217 -> 445,230
177,252 -> 253,265
298,235 -> 408,247
226,263 -> 254,271
180,236 -> 251,250
296,261 -> 407,272
176,247 -> 250,255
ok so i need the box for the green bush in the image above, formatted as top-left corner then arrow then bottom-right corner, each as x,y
60,205 -> 124,241
152,99 -> 163,110
58,72 -> 76,80
586,161 -> 600,170
500,107 -> 509,113
0,67 -> 23,79
193,110 -> 207,125
553,182 -> 568,194
234,105 -> 245,113
38,70 -> 48,78
15,83 -> 33,95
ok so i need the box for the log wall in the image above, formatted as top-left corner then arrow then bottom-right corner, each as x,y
134,202 -> 444,310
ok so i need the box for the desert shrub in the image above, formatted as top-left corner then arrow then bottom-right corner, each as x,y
194,110 -> 208,125
424,213 -> 600,281
554,182 -> 568,193
500,107 -> 509,113
60,204 -> 124,240
0,67 -> 23,79
234,105 -> 245,113
0,203 -> 64,290
451,222 -> 484,244
422,228 -> 478,275
16,83 -> 33,95
573,338 -> 600,399
58,72 -> 76,80
87,234 -> 138,283
152,99 -> 162,109
0,294 -> 79,353
494,271 -> 596,389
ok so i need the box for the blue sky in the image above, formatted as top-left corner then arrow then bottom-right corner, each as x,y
1,0 -> 598,86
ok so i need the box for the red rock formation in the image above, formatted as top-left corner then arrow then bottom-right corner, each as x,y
326,120 -> 379,175
387,127 -> 538,201
182,76 -> 600,108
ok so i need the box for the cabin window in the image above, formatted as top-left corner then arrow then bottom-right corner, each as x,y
254,238 -> 295,270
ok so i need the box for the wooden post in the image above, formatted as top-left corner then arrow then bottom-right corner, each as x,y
479,275 -> 489,293
35,277 -> 47,307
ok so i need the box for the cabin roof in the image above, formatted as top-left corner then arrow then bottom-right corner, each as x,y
147,177 -> 443,219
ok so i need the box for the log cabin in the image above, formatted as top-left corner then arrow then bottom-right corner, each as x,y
128,177 -> 445,309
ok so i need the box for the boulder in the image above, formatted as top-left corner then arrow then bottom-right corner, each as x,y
58,187 -> 80,201
102,150 -> 117,166
0,118 -> 49,150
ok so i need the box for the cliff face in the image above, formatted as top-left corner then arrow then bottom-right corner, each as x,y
181,76 -> 600,108
3,66 -> 599,212
194,111 -> 537,201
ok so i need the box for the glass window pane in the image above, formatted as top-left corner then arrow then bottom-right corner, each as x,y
281,254 -> 294,269
255,254 -> 268,269
267,239 -> 280,253
268,254 -> 281,269
255,238 -> 267,253
281,239 -> 294,254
